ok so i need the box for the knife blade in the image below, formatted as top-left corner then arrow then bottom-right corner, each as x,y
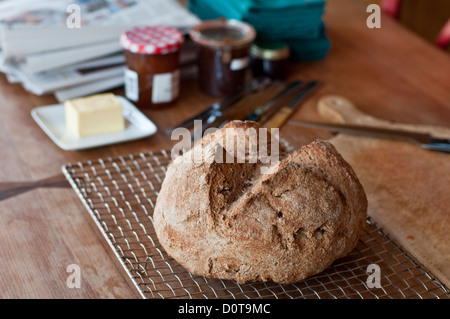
263,80 -> 320,130
289,121 -> 450,153
200,79 -> 306,133
164,77 -> 274,135
244,79 -> 305,123
197,80 -> 290,135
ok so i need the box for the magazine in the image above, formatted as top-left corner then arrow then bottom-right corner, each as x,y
0,0 -> 199,58
54,74 -> 125,102
22,39 -> 123,73
1,37 -> 197,99
0,0 -> 201,99
10,53 -> 125,95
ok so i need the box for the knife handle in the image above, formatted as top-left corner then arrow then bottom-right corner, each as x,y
164,77 -> 274,135
263,80 -> 319,131
263,106 -> 293,131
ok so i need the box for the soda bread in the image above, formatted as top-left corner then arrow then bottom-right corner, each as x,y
153,121 -> 367,284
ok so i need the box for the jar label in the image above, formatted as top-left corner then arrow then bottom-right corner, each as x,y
230,57 -> 249,71
124,68 -> 139,102
152,69 -> 180,104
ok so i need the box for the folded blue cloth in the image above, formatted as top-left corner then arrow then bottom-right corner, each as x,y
287,30 -> 331,61
190,0 -> 326,13
189,0 -> 243,20
247,0 -> 325,10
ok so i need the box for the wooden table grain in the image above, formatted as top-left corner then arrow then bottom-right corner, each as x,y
0,0 -> 449,298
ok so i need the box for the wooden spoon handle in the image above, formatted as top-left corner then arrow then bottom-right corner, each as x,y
317,95 -> 450,137
317,95 -> 380,125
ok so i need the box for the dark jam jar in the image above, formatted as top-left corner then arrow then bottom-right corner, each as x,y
250,41 -> 290,80
120,26 -> 184,109
190,19 -> 256,97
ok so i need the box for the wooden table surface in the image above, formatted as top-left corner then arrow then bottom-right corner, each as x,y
1,0 -> 449,298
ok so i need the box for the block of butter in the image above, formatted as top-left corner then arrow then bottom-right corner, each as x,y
65,93 -> 125,137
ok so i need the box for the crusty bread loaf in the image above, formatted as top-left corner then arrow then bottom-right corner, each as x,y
153,120 -> 367,284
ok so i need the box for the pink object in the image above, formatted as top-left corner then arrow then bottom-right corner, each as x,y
381,0 -> 402,18
382,0 -> 449,50
436,19 -> 450,49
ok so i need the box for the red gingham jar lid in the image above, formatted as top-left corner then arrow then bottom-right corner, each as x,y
120,25 -> 184,55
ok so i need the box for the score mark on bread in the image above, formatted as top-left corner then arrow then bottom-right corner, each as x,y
153,120 -> 367,284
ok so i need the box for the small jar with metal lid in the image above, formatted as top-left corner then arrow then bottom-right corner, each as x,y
250,41 -> 290,80
190,18 -> 256,97
120,26 -> 184,109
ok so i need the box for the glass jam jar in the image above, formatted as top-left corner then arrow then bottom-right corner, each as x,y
250,41 -> 290,80
189,18 -> 256,97
120,26 -> 184,109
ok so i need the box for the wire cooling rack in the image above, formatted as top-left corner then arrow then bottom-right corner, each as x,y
62,148 -> 449,299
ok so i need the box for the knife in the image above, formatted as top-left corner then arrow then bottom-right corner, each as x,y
244,79 -> 305,123
289,121 -> 450,153
201,79 -> 306,133
263,80 -> 320,130
164,77 -> 273,135
197,80 -> 289,135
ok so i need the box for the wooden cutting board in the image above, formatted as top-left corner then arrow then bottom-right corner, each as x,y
316,95 -> 450,289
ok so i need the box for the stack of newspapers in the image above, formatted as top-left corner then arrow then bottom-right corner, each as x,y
0,0 -> 200,101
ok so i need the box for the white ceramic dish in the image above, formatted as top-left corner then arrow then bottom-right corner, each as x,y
31,95 -> 157,151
